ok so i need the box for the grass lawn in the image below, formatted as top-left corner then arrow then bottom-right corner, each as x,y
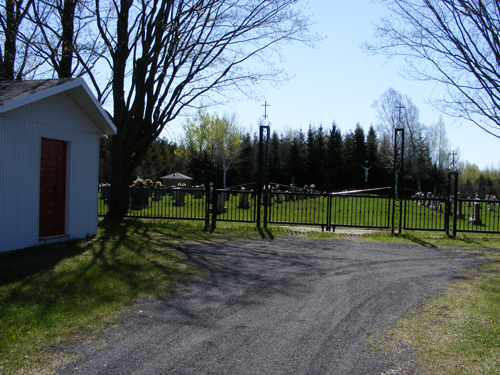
1,218 -> 500,374
0,219 -> 291,374
364,232 -> 500,374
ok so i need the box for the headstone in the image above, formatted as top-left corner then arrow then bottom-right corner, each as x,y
173,188 -> 186,206
152,187 -> 164,201
216,193 -> 227,214
275,190 -> 283,204
469,194 -> 482,225
100,184 -> 110,203
238,190 -> 250,209
131,187 -> 149,209
426,192 -> 432,207
193,185 -> 204,199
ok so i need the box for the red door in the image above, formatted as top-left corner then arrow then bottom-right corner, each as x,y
40,138 -> 67,237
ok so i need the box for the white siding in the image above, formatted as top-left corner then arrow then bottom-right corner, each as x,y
0,93 -> 101,253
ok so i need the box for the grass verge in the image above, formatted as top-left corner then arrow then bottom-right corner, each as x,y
365,234 -> 500,374
0,218 -> 289,374
1,220 -> 500,374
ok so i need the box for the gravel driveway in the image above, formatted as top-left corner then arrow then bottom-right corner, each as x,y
58,237 -> 484,374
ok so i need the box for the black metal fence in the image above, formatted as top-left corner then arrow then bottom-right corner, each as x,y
403,190 -> 449,232
455,198 -> 500,234
98,186 -> 393,231
98,184 -> 500,236
98,186 -> 208,221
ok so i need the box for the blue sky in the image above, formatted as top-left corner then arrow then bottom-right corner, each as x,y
164,0 -> 500,171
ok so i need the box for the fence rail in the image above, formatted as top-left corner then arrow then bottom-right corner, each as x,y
98,186 -> 500,235
455,198 -> 500,234
403,195 -> 448,232
98,186 -> 208,221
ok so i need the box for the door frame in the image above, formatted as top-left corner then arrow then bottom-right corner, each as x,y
39,138 -> 67,237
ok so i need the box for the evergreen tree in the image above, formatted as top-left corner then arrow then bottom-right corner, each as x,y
326,122 -> 344,192
343,131 -> 355,190
269,131 -> 283,184
314,124 -> 326,190
234,132 -> 257,186
365,126 -> 382,188
306,124 -> 318,186
353,123 -> 367,188
286,130 -> 306,187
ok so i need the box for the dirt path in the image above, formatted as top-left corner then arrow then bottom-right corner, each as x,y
58,238 -> 483,375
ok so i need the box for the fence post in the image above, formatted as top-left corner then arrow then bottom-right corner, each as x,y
392,125 -> 404,235
451,168 -> 459,238
445,173 -> 451,236
263,188 -> 268,228
205,162 -> 211,228
326,193 -> 332,231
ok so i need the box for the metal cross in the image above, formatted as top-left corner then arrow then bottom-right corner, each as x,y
450,150 -> 458,166
396,103 -> 405,127
262,101 -> 270,119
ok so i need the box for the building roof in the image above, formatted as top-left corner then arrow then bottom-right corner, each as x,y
160,173 -> 194,180
0,78 -> 116,135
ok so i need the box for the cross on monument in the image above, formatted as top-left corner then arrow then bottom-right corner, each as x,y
396,103 -> 405,127
450,150 -> 458,166
262,101 -> 270,119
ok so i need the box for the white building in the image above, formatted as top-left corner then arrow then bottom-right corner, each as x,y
0,78 -> 116,253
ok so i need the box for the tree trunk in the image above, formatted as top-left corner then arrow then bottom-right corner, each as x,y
107,139 -> 134,216
1,0 -> 18,79
58,0 -> 76,78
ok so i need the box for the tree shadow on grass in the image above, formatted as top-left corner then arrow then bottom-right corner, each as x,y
399,234 -> 437,248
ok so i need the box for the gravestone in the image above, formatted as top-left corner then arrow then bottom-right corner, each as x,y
173,188 -> 186,206
426,192 -> 432,207
152,187 -> 165,201
193,185 -> 204,199
469,194 -> 482,225
216,193 -> 227,214
238,190 -> 250,209
275,190 -> 283,204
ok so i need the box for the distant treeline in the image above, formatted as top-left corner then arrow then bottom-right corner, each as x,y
100,123 -> 500,197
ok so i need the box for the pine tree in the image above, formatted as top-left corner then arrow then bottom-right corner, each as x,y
326,122 -> 344,192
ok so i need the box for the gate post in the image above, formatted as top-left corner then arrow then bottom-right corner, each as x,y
391,121 -> 405,235
211,161 -> 218,230
257,116 -> 271,228
447,162 -> 459,237
326,193 -> 332,231
205,160 -> 211,227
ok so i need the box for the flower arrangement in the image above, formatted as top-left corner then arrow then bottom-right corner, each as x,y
132,178 -> 153,188
155,181 -> 162,187
133,178 -> 145,188
177,182 -> 187,188
304,185 -> 308,189
310,184 -> 315,189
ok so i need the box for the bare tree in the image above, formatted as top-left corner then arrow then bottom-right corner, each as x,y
2,0 -> 317,214
365,0 -> 500,138
92,0 -> 317,214
0,0 -> 34,79
427,115 -> 451,170
27,0 -> 105,80
373,88 -> 429,191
